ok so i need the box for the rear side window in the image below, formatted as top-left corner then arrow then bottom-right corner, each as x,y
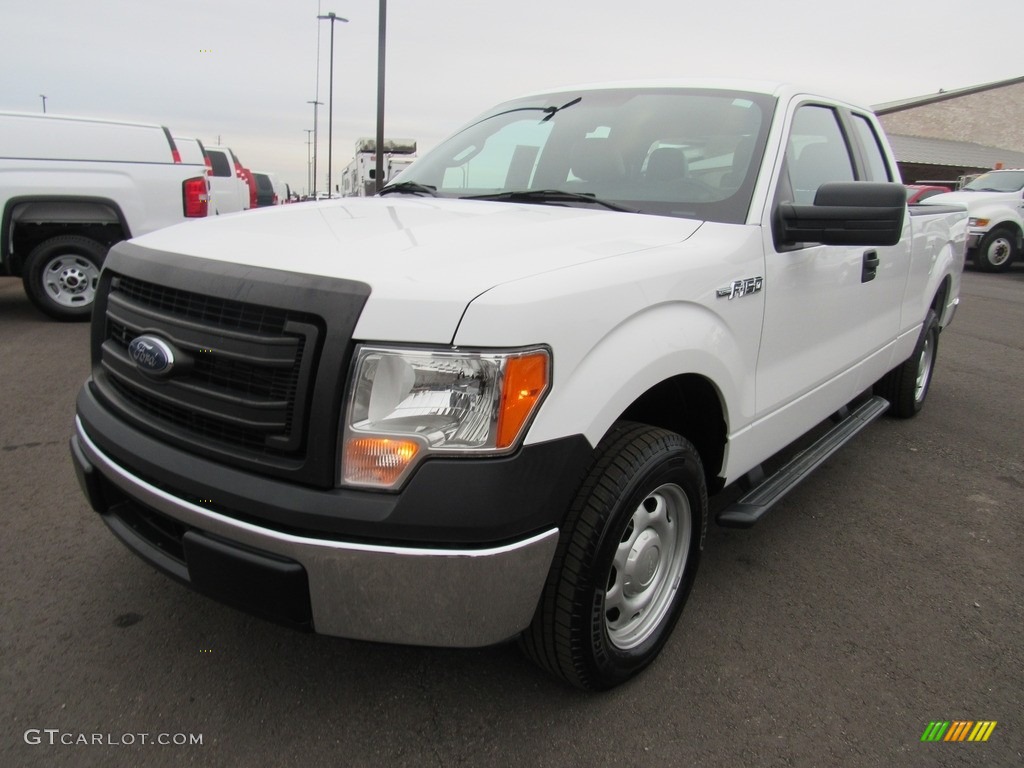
784,105 -> 854,204
851,115 -> 892,182
207,150 -> 232,177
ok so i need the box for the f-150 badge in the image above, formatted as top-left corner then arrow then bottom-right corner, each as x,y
717,276 -> 763,300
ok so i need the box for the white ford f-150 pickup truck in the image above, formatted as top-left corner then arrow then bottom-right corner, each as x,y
70,80 -> 966,690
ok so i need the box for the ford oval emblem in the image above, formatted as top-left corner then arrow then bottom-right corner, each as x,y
128,335 -> 175,377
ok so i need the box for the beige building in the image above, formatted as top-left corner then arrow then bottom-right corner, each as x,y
872,75 -> 1024,184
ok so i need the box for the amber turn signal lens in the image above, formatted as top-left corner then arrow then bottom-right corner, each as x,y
344,437 -> 420,487
496,353 -> 549,449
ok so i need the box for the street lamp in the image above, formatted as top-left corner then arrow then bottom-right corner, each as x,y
304,129 -> 314,197
40,94 -> 47,113
317,11 -> 349,198
307,99 -> 323,197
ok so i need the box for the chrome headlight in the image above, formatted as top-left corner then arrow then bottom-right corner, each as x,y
342,346 -> 550,489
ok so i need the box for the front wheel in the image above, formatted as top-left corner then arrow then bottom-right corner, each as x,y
974,229 -> 1017,273
874,309 -> 939,418
22,235 -> 107,321
520,422 -> 707,690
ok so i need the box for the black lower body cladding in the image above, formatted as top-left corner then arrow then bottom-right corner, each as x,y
75,385 -> 592,544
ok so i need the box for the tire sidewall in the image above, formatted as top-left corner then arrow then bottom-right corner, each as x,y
912,313 -> 939,411
23,236 -> 107,321
976,230 -> 1016,272
584,447 -> 704,687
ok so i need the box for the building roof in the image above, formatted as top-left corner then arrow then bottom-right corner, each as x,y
873,75 -> 1024,114
888,133 -> 1024,170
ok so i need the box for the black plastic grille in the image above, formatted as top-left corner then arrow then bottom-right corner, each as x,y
106,376 -> 277,452
113,275 -> 294,334
97,273 -> 322,460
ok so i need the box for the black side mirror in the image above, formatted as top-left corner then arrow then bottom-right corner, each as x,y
777,181 -> 906,247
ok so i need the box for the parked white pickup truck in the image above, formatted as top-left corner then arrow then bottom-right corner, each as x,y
0,112 -> 209,319
924,168 -> 1024,271
70,81 -> 966,690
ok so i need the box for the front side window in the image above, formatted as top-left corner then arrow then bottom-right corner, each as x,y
784,105 -> 855,204
390,88 -> 775,224
851,114 -> 892,182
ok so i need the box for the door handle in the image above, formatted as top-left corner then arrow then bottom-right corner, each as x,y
862,250 -> 879,283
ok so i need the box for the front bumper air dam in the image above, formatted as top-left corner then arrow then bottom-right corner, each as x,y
71,419 -> 559,648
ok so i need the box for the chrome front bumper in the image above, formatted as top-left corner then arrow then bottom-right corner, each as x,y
74,418 -> 558,647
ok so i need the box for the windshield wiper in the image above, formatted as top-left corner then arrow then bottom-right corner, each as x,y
378,181 -> 438,197
541,96 -> 582,122
461,189 -> 637,213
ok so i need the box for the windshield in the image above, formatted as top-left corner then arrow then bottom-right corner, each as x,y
963,170 -> 1024,193
390,88 -> 774,224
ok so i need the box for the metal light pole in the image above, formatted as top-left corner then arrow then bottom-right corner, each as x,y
307,100 -> 323,197
40,94 -> 47,113
304,129 -> 314,197
375,1 -> 387,192
317,12 -> 349,198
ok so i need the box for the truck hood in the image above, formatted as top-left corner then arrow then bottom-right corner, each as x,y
923,189 -> 1019,208
130,197 -> 704,343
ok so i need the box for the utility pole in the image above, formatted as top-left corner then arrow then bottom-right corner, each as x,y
305,129 -> 314,197
307,100 -> 323,196
40,94 -> 47,113
317,12 -> 349,198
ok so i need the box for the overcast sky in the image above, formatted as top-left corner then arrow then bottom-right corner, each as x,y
3,0 -> 1021,194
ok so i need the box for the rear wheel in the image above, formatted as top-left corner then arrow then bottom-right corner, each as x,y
22,235 -> 107,321
974,229 -> 1017,272
874,309 -> 939,418
520,422 -> 706,690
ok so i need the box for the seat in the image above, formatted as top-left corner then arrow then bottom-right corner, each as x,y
789,142 -> 854,203
645,147 -> 689,184
721,136 -> 755,190
569,139 -> 626,185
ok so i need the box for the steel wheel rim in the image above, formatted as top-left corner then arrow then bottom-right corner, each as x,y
915,332 -> 935,402
43,254 -> 100,308
987,237 -> 1011,267
604,482 -> 692,650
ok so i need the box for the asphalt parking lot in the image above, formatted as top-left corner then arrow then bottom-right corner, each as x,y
1,267 -> 1021,768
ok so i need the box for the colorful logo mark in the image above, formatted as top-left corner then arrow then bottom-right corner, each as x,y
921,721 -> 997,742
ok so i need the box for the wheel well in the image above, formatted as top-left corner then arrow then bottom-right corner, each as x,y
4,199 -> 127,276
930,276 -> 951,323
984,222 -> 1022,245
619,374 -> 727,492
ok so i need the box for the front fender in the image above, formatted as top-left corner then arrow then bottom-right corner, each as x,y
452,222 -> 765,454
525,302 -> 749,448
905,206 -> 967,331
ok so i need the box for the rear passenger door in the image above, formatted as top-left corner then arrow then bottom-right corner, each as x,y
756,100 -> 909,421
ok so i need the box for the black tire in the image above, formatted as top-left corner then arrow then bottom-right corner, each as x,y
874,309 -> 939,418
520,421 -> 707,690
973,229 -> 1017,273
21,235 -> 107,321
